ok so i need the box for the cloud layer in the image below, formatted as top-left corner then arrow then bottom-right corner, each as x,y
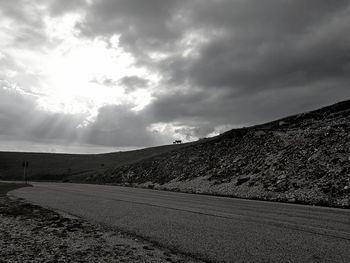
1,0 -> 350,152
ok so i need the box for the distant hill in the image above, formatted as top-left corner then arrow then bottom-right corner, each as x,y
0,143 -> 190,182
86,100 -> 350,208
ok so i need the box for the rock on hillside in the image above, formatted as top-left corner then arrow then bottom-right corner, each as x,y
87,100 -> 350,208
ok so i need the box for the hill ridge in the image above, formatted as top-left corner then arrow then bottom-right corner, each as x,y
88,99 -> 350,208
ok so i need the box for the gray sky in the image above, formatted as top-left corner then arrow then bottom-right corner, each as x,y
1,0 -> 350,153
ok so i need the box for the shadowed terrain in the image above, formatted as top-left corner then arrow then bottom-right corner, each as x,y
90,100 -> 350,208
1,100 -> 350,207
0,143 -> 189,182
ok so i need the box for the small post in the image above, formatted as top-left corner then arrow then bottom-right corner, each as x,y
22,161 -> 29,184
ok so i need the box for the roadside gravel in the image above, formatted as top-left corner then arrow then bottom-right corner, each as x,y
0,187 -> 202,263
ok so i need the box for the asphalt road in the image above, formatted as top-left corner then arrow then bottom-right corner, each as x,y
10,182 -> 350,262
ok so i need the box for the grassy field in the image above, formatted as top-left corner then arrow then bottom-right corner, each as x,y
0,143 -> 191,182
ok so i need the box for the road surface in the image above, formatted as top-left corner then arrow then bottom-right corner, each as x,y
10,182 -> 350,262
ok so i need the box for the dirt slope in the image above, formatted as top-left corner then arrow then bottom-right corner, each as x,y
88,100 -> 350,208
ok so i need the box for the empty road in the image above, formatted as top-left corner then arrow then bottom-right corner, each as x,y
10,182 -> 350,262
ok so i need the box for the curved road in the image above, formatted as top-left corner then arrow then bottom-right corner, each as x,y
10,182 -> 350,262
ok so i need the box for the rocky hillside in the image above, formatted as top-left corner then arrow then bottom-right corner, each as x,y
87,100 -> 350,208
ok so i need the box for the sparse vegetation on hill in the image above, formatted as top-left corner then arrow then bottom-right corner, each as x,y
0,144 -> 189,182
87,100 -> 350,208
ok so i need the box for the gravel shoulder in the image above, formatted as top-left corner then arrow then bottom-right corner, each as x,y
0,183 -> 202,263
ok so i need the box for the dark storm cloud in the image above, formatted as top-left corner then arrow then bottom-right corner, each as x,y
118,76 -> 149,93
147,82 -> 350,138
2,0 -> 350,151
82,104 -> 170,147
48,0 -> 87,16
80,0 -> 350,137
89,75 -> 149,93
184,2 -> 350,93
185,33 -> 350,94
77,0 -> 186,56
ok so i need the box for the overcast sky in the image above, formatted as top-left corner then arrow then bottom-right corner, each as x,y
1,0 -> 350,153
